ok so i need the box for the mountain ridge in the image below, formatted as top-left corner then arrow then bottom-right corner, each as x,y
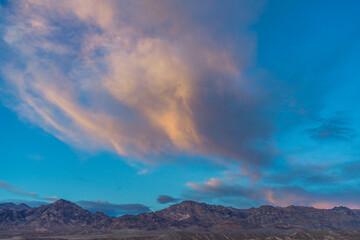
1,199 -> 360,233
0,202 -> 30,211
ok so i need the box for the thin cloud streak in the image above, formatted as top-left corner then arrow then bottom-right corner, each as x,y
0,181 -> 38,198
77,200 -> 151,216
0,180 -> 57,201
157,195 -> 181,204
306,114 -> 357,142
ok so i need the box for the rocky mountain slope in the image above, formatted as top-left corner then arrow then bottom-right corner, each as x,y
1,199 -> 360,233
111,201 -> 360,232
0,199 -> 113,230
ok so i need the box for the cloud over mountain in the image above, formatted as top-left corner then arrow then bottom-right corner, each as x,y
2,0 -> 359,211
77,200 -> 151,216
157,195 -> 181,204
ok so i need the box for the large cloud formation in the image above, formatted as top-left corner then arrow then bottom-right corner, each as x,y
0,0 -> 272,167
4,1 -> 357,210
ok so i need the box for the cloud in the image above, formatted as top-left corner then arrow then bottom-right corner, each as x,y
306,114 -> 356,142
262,162 -> 342,186
28,154 -> 43,161
184,161 -> 360,209
0,0 -> 277,169
45,196 -> 59,202
0,180 -> 58,202
77,200 -> 151,216
2,0 -> 354,210
264,186 -> 360,209
137,169 -> 148,175
157,195 -> 181,204
0,181 -> 38,198
184,177 -> 267,208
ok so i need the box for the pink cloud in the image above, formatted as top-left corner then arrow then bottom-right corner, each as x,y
1,0 -> 272,167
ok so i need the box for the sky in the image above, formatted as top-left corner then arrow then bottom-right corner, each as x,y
0,0 -> 360,215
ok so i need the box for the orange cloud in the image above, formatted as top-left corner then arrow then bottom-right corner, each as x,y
2,0 -> 270,165
312,202 -> 360,209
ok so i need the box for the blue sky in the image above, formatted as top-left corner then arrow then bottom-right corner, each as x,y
0,0 -> 360,214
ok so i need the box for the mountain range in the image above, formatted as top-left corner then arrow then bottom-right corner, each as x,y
1,199 -> 360,234
0,202 -> 30,211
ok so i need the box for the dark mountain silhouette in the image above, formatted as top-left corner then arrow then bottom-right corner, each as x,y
0,202 -> 30,211
0,199 -> 113,230
111,201 -> 360,232
1,199 -> 360,234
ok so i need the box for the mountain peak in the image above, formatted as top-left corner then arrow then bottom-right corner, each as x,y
52,199 -> 78,207
176,200 -> 203,206
151,200 -> 234,223
0,202 -> 17,209
0,202 -> 30,210
18,203 -> 30,209
332,206 -> 351,211
15,199 -> 113,229
40,199 -> 83,212
53,199 -> 72,204
165,200 -> 211,212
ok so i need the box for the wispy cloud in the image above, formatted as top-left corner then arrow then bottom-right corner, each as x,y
157,195 -> 181,204
0,180 -> 57,202
306,114 -> 356,142
77,200 -> 151,216
0,181 -> 38,198
184,159 -> 360,209
184,177 -> 360,209
137,169 -> 148,175
0,0 -> 275,169
2,0 -> 357,210
184,177 -> 267,208
45,196 -> 59,202
264,186 -> 360,209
